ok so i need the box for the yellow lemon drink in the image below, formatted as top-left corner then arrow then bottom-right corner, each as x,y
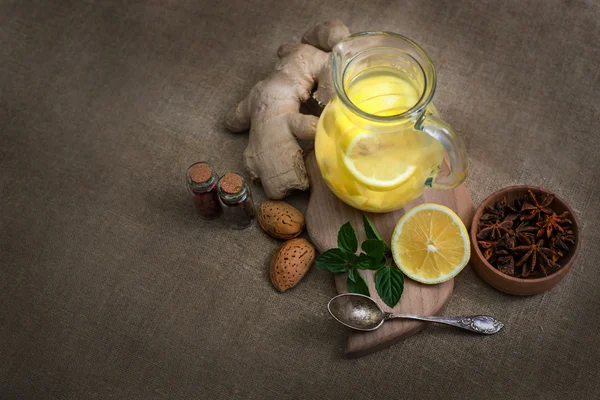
315,65 -> 445,212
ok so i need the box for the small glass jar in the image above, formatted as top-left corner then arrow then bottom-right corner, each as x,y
186,162 -> 223,220
217,172 -> 256,229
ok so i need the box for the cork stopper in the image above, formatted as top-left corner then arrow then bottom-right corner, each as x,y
221,173 -> 243,194
189,163 -> 212,183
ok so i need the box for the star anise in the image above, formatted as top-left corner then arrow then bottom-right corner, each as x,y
480,197 -> 523,223
536,211 -> 572,239
478,240 -> 497,261
477,219 -> 513,240
506,196 -> 524,214
514,221 -> 538,237
520,190 -> 554,222
497,255 -> 515,276
480,199 -> 506,223
498,232 -> 516,251
513,236 -> 561,277
478,236 -> 511,262
550,229 -> 575,252
502,196 -> 522,222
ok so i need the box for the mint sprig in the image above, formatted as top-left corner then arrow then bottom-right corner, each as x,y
316,216 -> 405,308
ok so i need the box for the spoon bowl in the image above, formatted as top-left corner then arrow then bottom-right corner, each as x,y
327,293 -> 385,331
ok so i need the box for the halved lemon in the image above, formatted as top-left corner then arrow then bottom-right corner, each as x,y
391,203 -> 470,284
342,132 -> 417,190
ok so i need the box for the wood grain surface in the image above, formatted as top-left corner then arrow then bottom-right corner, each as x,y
305,152 -> 474,358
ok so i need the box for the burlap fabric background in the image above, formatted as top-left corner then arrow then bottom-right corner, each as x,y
1,1 -> 599,399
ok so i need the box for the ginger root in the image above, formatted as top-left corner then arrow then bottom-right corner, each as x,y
225,19 -> 350,199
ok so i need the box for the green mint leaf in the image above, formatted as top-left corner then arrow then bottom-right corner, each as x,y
356,253 -> 383,270
363,215 -> 391,253
363,215 -> 383,242
375,265 -> 404,308
347,268 -> 370,296
316,248 -> 350,273
338,222 -> 358,254
361,239 -> 385,262
347,267 -> 358,282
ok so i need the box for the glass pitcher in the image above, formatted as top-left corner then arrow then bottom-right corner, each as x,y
315,32 -> 468,213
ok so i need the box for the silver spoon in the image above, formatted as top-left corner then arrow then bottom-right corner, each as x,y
327,293 -> 504,335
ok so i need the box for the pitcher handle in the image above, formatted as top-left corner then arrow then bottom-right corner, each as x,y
417,114 -> 468,190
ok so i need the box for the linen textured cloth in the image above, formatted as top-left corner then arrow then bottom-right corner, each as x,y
1,0 -> 599,398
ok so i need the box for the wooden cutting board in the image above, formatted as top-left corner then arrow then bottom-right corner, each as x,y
304,152 -> 474,358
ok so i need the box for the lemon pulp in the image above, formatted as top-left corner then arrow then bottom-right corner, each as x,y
315,66 -> 444,212
391,203 -> 470,284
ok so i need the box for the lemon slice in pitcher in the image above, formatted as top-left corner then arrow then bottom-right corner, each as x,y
391,203 -> 470,284
342,133 -> 417,190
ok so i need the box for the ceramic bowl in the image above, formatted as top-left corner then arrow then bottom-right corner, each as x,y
470,185 -> 581,295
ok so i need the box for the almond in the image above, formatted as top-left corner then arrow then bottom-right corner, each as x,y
270,238 -> 315,292
258,200 -> 305,240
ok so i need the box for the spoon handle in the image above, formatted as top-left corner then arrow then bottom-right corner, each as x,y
385,314 -> 504,334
